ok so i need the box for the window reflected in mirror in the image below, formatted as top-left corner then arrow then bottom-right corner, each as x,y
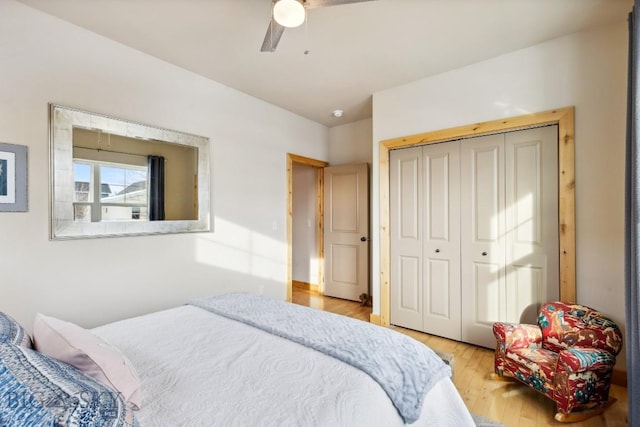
71,128 -> 198,223
73,160 -> 148,222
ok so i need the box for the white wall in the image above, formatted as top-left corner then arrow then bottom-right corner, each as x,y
372,22 -> 629,367
292,163 -> 318,285
328,118 -> 373,165
0,1 -> 328,331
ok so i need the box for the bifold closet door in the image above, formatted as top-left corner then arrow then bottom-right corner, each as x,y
460,134 -> 507,348
460,126 -> 558,348
504,126 -> 559,324
420,142 -> 461,340
390,146 -> 423,330
390,143 -> 461,340
391,125 -> 558,348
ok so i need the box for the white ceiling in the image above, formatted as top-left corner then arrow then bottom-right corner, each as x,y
18,0 -> 633,127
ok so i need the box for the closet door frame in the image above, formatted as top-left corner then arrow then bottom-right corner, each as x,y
376,107 -> 575,327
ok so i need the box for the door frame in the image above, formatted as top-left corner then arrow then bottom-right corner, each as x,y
286,153 -> 329,302
378,107 -> 575,326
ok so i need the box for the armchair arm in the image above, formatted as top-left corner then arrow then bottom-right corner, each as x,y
556,348 -> 617,373
493,322 -> 542,351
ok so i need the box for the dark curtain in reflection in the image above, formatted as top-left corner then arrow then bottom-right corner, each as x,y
148,155 -> 165,221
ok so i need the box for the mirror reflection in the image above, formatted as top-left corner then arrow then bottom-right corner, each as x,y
50,104 -> 210,239
72,128 -> 198,222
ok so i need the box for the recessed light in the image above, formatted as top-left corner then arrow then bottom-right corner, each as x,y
332,109 -> 344,118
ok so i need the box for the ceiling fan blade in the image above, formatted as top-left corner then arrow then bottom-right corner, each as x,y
260,19 -> 286,52
305,0 -> 377,10
260,0 -> 374,52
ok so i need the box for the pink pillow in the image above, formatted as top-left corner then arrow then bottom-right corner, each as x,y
32,313 -> 142,410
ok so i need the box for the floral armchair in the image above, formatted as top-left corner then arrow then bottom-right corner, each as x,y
492,302 -> 623,422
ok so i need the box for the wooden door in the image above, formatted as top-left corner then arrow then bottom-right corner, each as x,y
324,163 -> 369,301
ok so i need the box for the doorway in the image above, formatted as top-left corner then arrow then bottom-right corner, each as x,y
286,154 -> 328,302
286,155 -> 370,305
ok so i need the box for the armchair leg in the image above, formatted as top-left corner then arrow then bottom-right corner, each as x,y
553,398 -> 617,423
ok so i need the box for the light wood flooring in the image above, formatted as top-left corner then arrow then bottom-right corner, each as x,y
292,287 -> 629,427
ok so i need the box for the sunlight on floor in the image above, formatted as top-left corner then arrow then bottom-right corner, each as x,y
292,287 -> 629,427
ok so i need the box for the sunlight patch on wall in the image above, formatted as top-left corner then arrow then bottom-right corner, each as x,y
195,218 -> 285,282
309,257 -> 320,285
493,101 -> 532,117
478,192 -> 539,324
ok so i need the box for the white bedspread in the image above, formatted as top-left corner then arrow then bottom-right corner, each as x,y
93,305 -> 475,427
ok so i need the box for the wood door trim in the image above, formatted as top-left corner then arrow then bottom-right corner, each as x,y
286,153 -> 329,302
377,107 -> 575,326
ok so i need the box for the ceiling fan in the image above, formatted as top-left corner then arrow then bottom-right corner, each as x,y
260,0 -> 376,52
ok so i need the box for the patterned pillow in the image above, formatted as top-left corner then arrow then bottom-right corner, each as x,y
0,312 -> 32,348
0,343 -> 138,427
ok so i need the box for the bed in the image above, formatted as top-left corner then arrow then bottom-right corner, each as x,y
0,293 -> 475,426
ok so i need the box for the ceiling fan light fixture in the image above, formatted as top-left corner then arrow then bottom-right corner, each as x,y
273,0 -> 306,28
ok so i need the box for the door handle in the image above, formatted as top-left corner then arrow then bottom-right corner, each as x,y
360,236 -> 368,242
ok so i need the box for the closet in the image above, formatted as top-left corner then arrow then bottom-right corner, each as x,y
390,126 -> 559,348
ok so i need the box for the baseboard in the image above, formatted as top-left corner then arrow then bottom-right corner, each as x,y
292,280 -> 319,293
369,314 -> 381,325
612,368 -> 627,387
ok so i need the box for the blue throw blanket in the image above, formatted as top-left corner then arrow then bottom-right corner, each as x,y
190,293 -> 451,424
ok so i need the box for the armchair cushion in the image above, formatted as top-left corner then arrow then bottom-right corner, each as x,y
556,348 -> 617,373
493,323 -> 542,351
506,347 -> 558,393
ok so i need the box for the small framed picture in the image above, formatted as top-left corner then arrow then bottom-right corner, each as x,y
0,143 -> 28,212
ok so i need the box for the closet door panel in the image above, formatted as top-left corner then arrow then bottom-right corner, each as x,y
399,256 -> 421,311
473,149 -> 501,242
506,265 -> 543,323
473,262 -> 503,325
427,259 -> 451,316
505,126 -> 559,324
390,147 -> 423,330
461,134 -> 506,348
422,142 -> 461,340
